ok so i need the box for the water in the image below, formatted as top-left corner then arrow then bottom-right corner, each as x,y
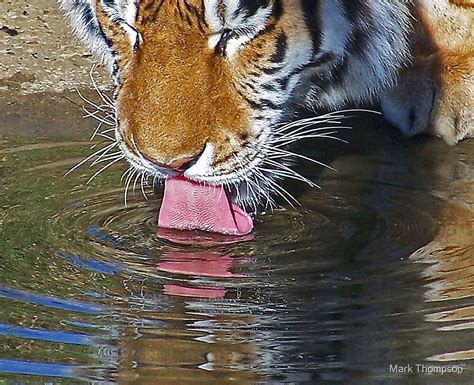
0,117 -> 473,384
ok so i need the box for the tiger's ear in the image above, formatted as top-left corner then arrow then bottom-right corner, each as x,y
59,0 -> 140,71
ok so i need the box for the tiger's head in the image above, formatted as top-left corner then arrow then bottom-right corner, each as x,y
61,0 -> 411,224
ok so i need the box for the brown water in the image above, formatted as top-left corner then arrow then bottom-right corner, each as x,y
0,116 -> 473,384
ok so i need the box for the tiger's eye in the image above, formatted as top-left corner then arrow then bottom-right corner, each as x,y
215,29 -> 234,56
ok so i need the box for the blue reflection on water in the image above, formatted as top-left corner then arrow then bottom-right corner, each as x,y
87,225 -> 122,248
63,253 -> 123,276
0,323 -> 91,345
0,287 -> 102,315
0,359 -> 78,379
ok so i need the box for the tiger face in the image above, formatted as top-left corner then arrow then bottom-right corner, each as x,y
61,0 -> 411,219
77,0 -> 320,205
110,1 -> 313,189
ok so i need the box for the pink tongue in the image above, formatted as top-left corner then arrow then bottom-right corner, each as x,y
158,176 -> 253,236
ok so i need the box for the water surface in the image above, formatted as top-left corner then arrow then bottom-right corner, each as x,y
0,116 -> 473,384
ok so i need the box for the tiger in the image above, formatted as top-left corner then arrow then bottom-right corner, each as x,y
59,0 -> 473,235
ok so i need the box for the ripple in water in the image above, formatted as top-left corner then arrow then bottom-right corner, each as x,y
0,132 -> 473,384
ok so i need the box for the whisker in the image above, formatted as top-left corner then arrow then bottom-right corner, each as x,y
271,132 -> 348,147
274,113 -> 344,129
232,154 -> 277,211
255,170 -> 299,208
310,134 -> 348,143
82,105 -> 115,117
246,174 -> 273,210
65,142 -> 116,176
275,118 -> 343,133
140,172 -> 149,201
284,133 -> 348,144
76,88 -> 109,113
268,152 -> 335,172
86,156 -> 123,185
275,108 -> 380,134
261,144 -> 336,172
262,168 -> 320,190
124,168 -> 137,208
89,139 -> 112,150
90,122 -> 103,141
272,129 -> 343,142
94,132 -> 116,141
121,166 -> 134,183
91,144 -> 120,166
244,177 -> 260,214
253,174 -> 277,210
132,171 -> 141,196
89,65 -> 115,109
262,160 -> 320,188
324,108 -> 381,116
273,125 -> 351,139
92,153 -> 124,166
100,128 -> 116,135
83,108 -> 116,126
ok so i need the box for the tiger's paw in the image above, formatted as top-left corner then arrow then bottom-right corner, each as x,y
381,50 -> 473,145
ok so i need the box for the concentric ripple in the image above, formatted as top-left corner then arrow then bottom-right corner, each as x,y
0,134 -> 473,384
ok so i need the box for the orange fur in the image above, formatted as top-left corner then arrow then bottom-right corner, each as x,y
119,6 -> 250,166
448,0 -> 474,9
94,0 -> 308,169
93,0 -> 472,164
101,0 -> 271,167
382,0 -> 473,144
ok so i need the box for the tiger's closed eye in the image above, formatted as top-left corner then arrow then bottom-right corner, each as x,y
215,29 -> 235,56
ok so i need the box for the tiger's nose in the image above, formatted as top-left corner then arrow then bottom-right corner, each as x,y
130,134 -> 208,173
141,152 -> 201,172
164,156 -> 198,171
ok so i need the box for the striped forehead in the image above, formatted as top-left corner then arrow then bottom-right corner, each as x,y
204,0 -> 273,32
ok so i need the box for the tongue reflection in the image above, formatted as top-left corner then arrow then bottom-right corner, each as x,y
158,176 -> 254,236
